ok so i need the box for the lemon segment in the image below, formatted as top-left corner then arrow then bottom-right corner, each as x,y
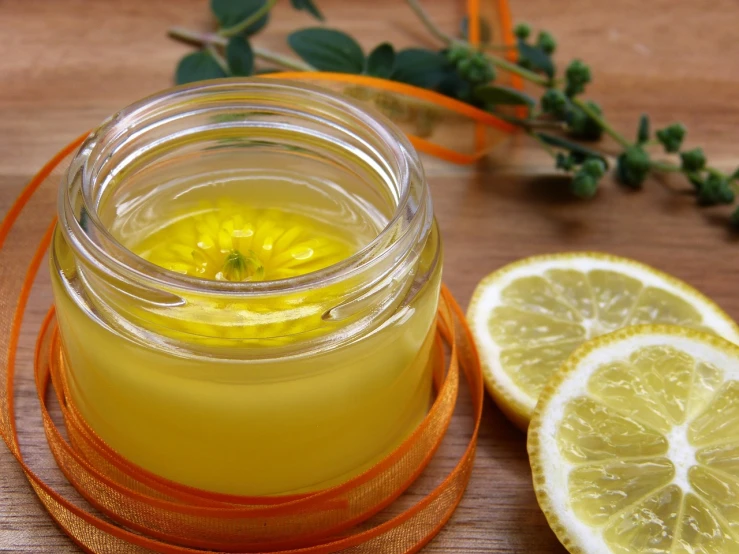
467,252 -> 739,429
529,326 -> 739,554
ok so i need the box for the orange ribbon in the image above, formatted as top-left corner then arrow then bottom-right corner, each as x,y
0,136 -> 484,553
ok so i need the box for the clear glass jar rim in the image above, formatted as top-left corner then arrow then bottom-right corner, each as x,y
61,78 -> 429,296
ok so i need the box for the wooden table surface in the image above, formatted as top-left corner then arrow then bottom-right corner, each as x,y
2,0 -> 739,551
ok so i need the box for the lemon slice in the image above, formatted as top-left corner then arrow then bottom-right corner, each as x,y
466,252 -> 739,429
529,325 -> 739,554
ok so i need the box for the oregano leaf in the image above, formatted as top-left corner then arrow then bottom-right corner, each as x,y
517,40 -> 554,78
288,28 -> 365,73
366,43 -> 395,78
211,0 -> 269,35
390,48 -> 449,88
437,72 -> 473,102
474,84 -> 536,107
175,51 -> 228,85
291,0 -> 324,21
226,36 -> 254,76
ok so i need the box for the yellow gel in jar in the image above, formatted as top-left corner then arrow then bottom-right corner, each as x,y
50,79 -> 442,495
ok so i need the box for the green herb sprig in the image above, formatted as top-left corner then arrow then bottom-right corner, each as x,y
168,0 -> 739,229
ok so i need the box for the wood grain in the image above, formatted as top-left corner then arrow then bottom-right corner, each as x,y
2,0 -> 739,551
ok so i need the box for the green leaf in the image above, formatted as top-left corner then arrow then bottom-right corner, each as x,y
474,84 -> 536,107
211,0 -> 269,35
390,48 -> 449,88
291,0 -> 324,20
437,72 -> 473,102
730,167 -> 739,181
517,39 -> 554,78
637,114 -> 650,144
288,28 -> 365,73
459,15 -> 492,43
226,36 -> 254,76
175,51 -> 228,85
535,132 -> 608,166
366,43 -> 395,78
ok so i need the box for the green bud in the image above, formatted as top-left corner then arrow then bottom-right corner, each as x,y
470,52 -> 487,68
457,58 -> 473,75
221,250 -> 264,281
731,206 -> 739,229
655,123 -> 686,153
514,23 -> 531,40
570,172 -> 599,199
718,184 -> 735,204
564,59 -> 592,97
555,152 -> 575,171
616,146 -> 651,188
581,157 -> 607,179
680,148 -> 707,172
541,89 -> 569,118
567,101 -> 603,141
445,45 -> 470,63
461,53 -> 494,84
466,67 -> 485,84
686,171 -> 705,190
536,31 -> 557,55
697,173 -> 735,206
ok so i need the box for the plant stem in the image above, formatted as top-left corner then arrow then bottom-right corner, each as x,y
170,26 -> 227,47
573,98 -> 631,149
528,131 -> 559,159
405,0 -> 456,45
218,0 -> 278,38
487,55 -> 550,86
650,160 -> 681,172
206,44 -> 230,74
498,114 -> 567,131
252,46 -> 315,71
168,26 -> 315,71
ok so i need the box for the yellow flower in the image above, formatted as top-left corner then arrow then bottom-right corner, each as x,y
135,201 -> 352,282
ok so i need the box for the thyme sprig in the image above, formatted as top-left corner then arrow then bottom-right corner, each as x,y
168,0 -> 739,228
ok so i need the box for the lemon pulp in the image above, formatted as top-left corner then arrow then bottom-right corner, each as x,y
530,327 -> 739,554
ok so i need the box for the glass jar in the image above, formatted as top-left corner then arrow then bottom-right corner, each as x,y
50,79 -> 442,496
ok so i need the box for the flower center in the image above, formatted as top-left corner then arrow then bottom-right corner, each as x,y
219,250 -> 265,282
